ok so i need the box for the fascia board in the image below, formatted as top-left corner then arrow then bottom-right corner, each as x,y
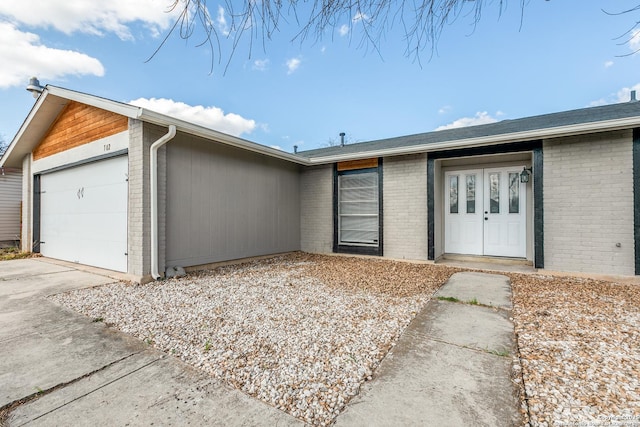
305,116 -> 640,164
0,90 -> 53,168
137,109 -> 311,165
2,87 -> 142,169
46,86 -> 141,118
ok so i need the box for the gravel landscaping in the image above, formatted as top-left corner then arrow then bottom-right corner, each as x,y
509,273 -> 640,427
48,253 -> 640,426
49,253 -> 458,426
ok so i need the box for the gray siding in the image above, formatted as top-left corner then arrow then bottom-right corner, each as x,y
300,165 -> 333,254
165,134 -> 301,267
543,130 -> 634,276
0,169 -> 22,243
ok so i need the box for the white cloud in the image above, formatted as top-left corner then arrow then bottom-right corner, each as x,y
435,111 -> 499,131
588,99 -> 607,107
589,82 -> 640,106
339,12 -> 370,37
438,105 -> 452,114
253,59 -> 269,71
286,57 -> 301,75
129,98 -> 256,137
0,1 -> 179,40
604,60 -> 614,68
353,12 -> 370,23
630,29 -> 640,52
270,145 -> 282,150
216,6 -> 230,36
0,22 -> 104,89
615,83 -> 640,103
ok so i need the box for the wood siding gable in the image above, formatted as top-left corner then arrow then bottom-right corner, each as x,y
33,101 -> 128,160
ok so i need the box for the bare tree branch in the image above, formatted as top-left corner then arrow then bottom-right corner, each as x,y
603,4 -> 640,57
152,0 -> 639,69
0,135 -> 8,158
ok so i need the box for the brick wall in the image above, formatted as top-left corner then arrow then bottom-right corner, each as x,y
543,130 -> 634,276
127,119 -> 149,277
300,165 -> 333,253
21,155 -> 32,252
383,154 -> 428,260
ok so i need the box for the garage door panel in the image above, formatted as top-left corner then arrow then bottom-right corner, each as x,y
40,156 -> 128,272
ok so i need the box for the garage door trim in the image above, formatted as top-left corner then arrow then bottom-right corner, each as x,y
36,149 -> 128,176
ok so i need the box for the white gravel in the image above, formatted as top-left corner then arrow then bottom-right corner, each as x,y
49,254 -> 448,426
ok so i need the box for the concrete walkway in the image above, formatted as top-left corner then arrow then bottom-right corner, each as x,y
336,271 -> 521,426
0,259 -> 301,427
1,259 -> 520,426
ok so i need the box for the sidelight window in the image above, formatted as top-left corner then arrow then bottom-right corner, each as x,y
509,172 -> 520,213
466,175 -> 476,213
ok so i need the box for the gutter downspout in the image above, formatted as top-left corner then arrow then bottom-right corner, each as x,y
150,125 -> 177,280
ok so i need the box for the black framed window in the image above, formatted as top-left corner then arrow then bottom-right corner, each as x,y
333,159 -> 383,256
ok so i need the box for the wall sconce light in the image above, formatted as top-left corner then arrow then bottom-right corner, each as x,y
520,167 -> 532,183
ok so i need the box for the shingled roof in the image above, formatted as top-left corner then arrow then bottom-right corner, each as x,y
298,101 -> 640,160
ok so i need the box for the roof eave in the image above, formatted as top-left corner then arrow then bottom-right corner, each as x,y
0,90 -> 53,169
138,109 -> 310,166
45,86 -> 141,119
305,116 -> 640,164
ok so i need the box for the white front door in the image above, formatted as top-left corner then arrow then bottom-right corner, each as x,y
444,166 -> 527,258
483,167 -> 527,258
444,170 -> 483,255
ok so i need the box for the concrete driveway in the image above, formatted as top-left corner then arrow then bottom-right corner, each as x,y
0,258 -> 301,426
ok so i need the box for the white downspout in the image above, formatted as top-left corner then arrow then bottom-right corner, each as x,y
150,125 -> 177,280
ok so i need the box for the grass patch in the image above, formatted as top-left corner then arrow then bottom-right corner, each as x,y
0,247 -> 32,261
467,297 -> 479,305
487,348 -> 510,357
437,296 -> 461,303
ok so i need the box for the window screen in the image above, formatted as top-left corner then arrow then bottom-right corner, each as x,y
338,172 -> 379,246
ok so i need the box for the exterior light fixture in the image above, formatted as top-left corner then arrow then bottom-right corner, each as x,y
26,77 -> 44,98
520,167 -> 532,183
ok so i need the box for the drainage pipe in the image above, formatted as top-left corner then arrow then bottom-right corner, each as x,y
150,125 -> 177,280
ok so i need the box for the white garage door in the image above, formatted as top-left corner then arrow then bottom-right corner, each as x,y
40,156 -> 128,272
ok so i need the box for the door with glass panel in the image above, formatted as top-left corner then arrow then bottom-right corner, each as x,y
483,167 -> 526,257
444,166 -> 527,258
444,170 -> 484,255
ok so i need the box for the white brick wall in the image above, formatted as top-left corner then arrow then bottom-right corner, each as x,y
21,154 -> 32,252
300,165 -> 333,253
383,154 -> 428,260
127,119 -> 149,277
543,130 -> 634,276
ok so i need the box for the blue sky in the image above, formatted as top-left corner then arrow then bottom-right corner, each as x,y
1,1 -> 640,152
